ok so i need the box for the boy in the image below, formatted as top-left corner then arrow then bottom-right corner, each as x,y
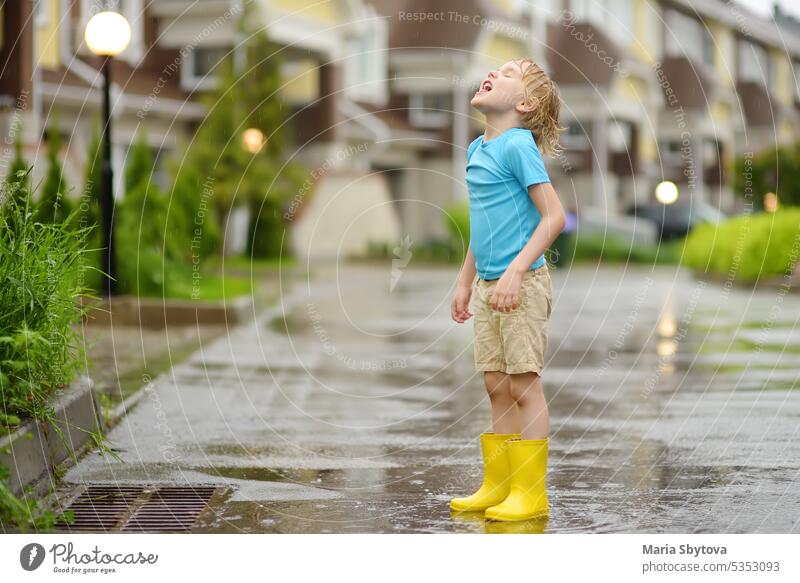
449,59 -> 566,522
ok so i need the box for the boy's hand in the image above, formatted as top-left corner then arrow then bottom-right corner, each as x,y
490,268 -> 524,312
451,285 -> 474,323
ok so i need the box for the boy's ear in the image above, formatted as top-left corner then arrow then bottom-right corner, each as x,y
516,95 -> 539,115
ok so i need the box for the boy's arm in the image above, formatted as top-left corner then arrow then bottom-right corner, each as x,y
457,245 -> 477,288
509,182 -> 565,274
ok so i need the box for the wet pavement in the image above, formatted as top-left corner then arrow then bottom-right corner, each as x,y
59,263 -> 800,533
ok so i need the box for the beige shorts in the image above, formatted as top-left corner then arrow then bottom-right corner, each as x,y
473,265 -> 553,375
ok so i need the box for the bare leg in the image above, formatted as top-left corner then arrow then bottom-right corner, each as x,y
509,372 -> 549,439
484,371 -> 520,434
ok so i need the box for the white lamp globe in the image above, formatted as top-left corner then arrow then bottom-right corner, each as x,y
655,180 -> 679,205
85,11 -> 131,57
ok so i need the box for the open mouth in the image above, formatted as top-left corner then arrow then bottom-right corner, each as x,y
476,79 -> 493,94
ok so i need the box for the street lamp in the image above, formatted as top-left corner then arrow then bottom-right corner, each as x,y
85,11 -> 131,296
242,127 -> 266,154
764,192 -> 778,213
655,180 -> 679,205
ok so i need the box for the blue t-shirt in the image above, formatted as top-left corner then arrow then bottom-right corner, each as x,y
466,127 -> 551,280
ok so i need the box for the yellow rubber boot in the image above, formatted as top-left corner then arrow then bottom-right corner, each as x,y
450,433 -> 519,512
484,438 -> 549,521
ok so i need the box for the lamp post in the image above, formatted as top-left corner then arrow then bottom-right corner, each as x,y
84,10 -> 131,296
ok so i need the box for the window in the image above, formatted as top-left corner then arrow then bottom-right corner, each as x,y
527,0 -> 560,21
664,9 -> 714,67
35,0 -> 48,25
737,39 -> 770,84
571,0 -> 633,45
343,6 -> 388,104
561,120 -> 590,150
181,46 -> 231,91
608,120 -> 633,152
409,93 -> 451,128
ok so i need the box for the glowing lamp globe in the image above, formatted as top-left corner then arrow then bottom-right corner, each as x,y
764,192 -> 778,213
242,128 -> 266,154
85,11 -> 131,57
655,181 -> 679,205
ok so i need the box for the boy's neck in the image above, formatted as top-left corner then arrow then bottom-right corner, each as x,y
482,111 -> 525,142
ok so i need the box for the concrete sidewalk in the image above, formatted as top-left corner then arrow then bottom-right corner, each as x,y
57,263 -> 800,533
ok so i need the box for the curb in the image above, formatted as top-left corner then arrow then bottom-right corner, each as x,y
689,266 -> 800,291
0,376 -> 101,497
80,294 -> 255,328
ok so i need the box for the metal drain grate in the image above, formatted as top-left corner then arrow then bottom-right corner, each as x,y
122,486 -> 219,532
55,485 -> 145,532
56,485 -> 221,533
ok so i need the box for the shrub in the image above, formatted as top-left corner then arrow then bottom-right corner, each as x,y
444,201 -> 470,262
0,172 -> 91,531
115,134 -> 181,296
681,208 -> 800,281
735,144 -> 800,209
0,179 -> 89,417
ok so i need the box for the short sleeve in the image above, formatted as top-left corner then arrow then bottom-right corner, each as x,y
504,133 -> 550,188
466,136 -> 482,163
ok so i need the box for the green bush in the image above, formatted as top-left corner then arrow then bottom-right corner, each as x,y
564,232 -> 681,265
116,134 -> 182,296
682,208 -> 800,281
735,144 -> 800,209
0,178 -> 89,420
0,172 -> 91,531
165,151 -> 221,263
444,201 -> 470,263
247,199 -> 289,260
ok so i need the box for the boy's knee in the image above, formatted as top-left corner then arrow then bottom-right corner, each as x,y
509,372 -> 542,403
484,371 -> 511,399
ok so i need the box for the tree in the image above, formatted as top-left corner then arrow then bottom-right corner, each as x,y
165,142 -> 221,264
735,142 -> 800,209
173,6 -> 305,259
115,132 -> 178,295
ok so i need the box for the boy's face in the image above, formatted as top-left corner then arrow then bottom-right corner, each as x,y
470,59 -> 534,114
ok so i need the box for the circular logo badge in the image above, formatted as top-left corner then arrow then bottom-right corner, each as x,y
20,543 -> 46,571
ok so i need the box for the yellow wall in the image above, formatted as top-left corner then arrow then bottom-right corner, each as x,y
708,21 -> 734,89
780,119 -> 794,144
280,59 -> 320,104
711,101 -> 732,126
273,0 -> 340,23
619,75 -> 647,101
642,138 -> 657,163
35,0 -> 60,69
632,0 -> 657,64
487,0 -> 513,13
771,50 -> 793,106
480,34 -> 528,64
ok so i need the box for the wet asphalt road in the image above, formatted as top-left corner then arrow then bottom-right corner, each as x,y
60,263 -> 800,533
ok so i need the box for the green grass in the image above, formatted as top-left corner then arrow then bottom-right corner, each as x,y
0,170 -> 114,532
163,271 -> 252,301
205,254 -> 297,273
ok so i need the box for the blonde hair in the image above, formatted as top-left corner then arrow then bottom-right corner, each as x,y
516,58 -> 565,157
